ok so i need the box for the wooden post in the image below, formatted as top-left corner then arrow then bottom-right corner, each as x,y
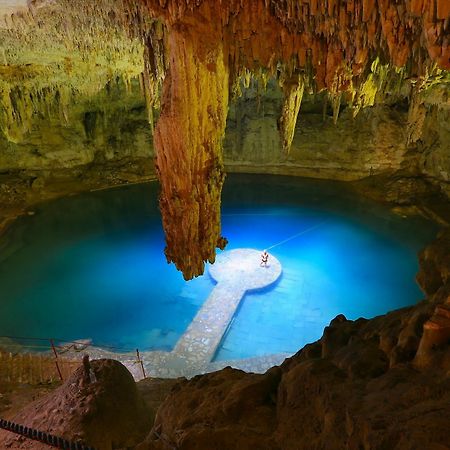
136,349 -> 146,379
38,353 -> 43,384
28,353 -> 33,384
8,352 -> 12,382
50,339 -> 63,381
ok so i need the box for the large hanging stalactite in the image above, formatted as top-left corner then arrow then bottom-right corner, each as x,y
152,9 -> 229,279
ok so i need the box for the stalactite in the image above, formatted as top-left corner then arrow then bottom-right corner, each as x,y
330,93 -> 342,124
0,0 -> 145,142
406,65 -> 448,145
153,14 -> 229,279
279,74 -> 304,154
140,20 -> 167,130
407,89 -> 427,145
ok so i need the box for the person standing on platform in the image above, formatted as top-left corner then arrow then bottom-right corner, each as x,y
261,250 -> 269,267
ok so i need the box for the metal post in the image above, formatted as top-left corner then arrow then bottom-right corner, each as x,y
50,340 -> 63,381
136,348 -> 146,379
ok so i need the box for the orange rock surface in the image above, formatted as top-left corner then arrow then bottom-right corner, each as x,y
153,12 -> 229,279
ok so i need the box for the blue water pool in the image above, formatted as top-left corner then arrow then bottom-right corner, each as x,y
0,174 -> 438,359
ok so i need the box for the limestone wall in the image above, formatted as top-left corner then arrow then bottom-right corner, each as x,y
419,108 -> 450,197
0,81 -> 449,199
0,80 -> 155,195
224,82 -> 408,181
223,81 -> 450,197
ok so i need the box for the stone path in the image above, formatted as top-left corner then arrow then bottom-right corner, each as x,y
172,249 -> 282,370
5,249 -> 286,380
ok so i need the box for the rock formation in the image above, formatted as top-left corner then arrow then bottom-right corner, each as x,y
0,359 -> 152,450
151,16 -> 229,279
1,0 -> 449,278
0,0 -> 144,143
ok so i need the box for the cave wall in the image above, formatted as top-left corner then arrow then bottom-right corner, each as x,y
224,80 -> 408,180
419,108 -> 450,197
1,80 -> 449,199
223,80 -> 450,195
0,79 -> 155,202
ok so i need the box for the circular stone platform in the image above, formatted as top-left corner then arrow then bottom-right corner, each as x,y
209,248 -> 282,291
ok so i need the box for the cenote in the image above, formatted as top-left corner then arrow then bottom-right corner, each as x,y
0,174 -> 438,361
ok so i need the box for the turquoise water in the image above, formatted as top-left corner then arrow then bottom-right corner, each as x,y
0,175 -> 438,359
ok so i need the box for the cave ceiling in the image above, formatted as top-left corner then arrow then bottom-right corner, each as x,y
0,0 -> 449,279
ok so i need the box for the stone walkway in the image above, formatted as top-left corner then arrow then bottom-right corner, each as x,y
6,249 -> 287,380
171,249 -> 282,374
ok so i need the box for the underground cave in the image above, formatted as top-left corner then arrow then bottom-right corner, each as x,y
0,1 -> 449,449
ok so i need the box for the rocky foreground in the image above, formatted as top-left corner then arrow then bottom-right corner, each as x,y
1,230 -> 449,450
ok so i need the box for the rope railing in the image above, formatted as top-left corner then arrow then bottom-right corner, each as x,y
0,335 -> 148,381
0,335 -> 135,352
0,418 -> 96,449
